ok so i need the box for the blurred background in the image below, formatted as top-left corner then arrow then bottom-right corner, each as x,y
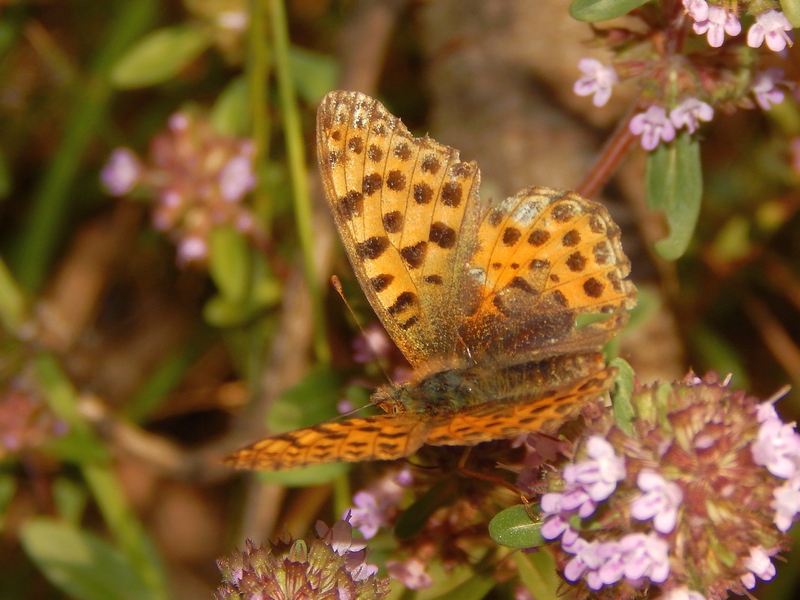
1,0 -> 799,597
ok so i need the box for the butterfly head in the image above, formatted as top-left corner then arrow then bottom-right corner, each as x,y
372,384 -> 408,415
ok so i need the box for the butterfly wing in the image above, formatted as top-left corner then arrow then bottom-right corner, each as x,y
225,414 -> 430,470
459,188 -> 637,361
317,91 -> 482,367
424,366 -> 616,447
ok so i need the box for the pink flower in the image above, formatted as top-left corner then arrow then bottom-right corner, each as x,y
752,68 -> 786,111
346,471 -> 407,539
630,470 -> 684,533
669,98 -> 714,134
386,558 -> 432,590
101,148 -> 142,196
564,533 -> 670,589
316,519 -> 367,555
772,474 -> 800,532
741,546 -> 776,589
352,322 -> 393,363
563,537 -> 605,582
561,486 -> 598,518
541,514 -> 570,540
747,10 -> 794,52
218,154 -> 256,202
693,6 -> 741,47
618,533 -> 671,583
751,417 -> 800,478
593,541 -> 626,589
756,400 -> 779,423
629,106 -> 676,151
563,436 -> 626,501
573,58 -> 618,107
177,236 -> 208,264
682,0 -> 708,22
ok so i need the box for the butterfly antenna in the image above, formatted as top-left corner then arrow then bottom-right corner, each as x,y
331,275 -> 395,385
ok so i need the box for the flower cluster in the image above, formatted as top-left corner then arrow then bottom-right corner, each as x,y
532,372 -> 794,599
684,2 -> 794,51
571,1 -> 795,150
101,112 -> 257,264
216,519 -> 388,599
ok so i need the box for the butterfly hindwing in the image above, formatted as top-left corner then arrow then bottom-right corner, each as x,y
424,366 -> 616,446
225,414 -> 430,470
460,188 -> 637,359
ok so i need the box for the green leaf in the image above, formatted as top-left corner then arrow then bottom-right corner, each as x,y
41,429 -> 109,464
289,46 -> 340,105
0,473 -> 17,531
0,149 -> 11,200
428,572 -> 496,600
211,77 -> 250,136
781,0 -> 800,28
645,132 -> 703,259
513,551 -> 561,600
268,367 -> 351,432
610,357 -> 636,436
110,25 -> 212,89
395,479 -> 459,539
20,518 -> 158,600
625,284 -> 659,330
570,0 -> 651,21
209,225 -> 252,304
489,504 -> 546,549
53,477 -> 89,526
257,461 -> 351,486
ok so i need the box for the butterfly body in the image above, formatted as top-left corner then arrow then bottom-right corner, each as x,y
225,91 -> 636,471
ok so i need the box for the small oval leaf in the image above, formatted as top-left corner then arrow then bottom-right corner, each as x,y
610,357 -> 635,436
211,77 -> 250,136
488,504 -> 546,549
780,0 -> 800,28
570,0 -> 650,21
289,46 -> 340,105
645,132 -> 703,259
514,551 -> 562,600
209,225 -> 252,304
111,26 -> 212,89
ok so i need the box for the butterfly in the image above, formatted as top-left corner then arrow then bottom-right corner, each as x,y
225,91 -> 636,471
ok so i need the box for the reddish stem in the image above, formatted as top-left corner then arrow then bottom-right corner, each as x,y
575,104 -> 639,199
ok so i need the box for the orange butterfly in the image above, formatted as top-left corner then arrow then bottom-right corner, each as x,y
225,91 -> 636,471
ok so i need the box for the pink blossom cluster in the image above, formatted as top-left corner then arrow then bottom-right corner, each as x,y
752,401 -> 800,537
629,99 -> 714,151
101,112 -> 257,264
538,436 -> 677,591
562,532 -> 670,590
683,1 -> 794,51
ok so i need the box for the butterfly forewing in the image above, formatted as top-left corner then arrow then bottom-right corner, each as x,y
316,91 -> 481,367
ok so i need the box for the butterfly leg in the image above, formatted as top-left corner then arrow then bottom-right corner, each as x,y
455,447 -> 535,516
